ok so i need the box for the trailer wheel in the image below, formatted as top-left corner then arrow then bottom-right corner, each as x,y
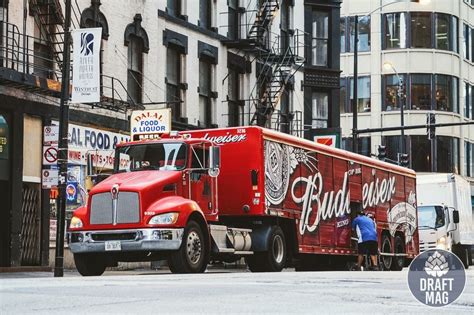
246,226 -> 286,272
74,254 -> 106,276
391,235 -> 405,271
380,234 -> 393,271
168,220 -> 208,273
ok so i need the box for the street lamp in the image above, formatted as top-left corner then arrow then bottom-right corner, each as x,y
383,61 -> 405,155
351,0 -> 430,154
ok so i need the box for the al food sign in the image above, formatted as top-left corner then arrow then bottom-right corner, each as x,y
71,27 -> 102,103
131,109 -> 171,140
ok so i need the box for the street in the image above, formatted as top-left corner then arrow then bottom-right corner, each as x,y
1,268 -> 473,314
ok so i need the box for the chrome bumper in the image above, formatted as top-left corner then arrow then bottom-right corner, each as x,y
68,228 -> 184,254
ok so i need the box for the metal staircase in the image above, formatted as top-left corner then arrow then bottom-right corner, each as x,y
248,29 -> 306,130
247,0 -> 279,46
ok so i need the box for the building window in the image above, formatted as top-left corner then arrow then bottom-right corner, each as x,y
411,74 -> 431,110
311,91 -> 328,128
411,12 -> 432,48
166,47 -> 182,120
438,136 -> 460,174
342,137 -> 371,157
349,16 -> 370,52
340,17 -> 346,53
311,11 -> 329,66
383,13 -> 407,49
410,136 -> 432,172
228,0 -> 239,40
463,24 -> 471,60
199,0 -> 211,29
464,141 -> 473,177
167,0 -> 181,17
451,16 -> 459,53
228,69 -> 242,127
435,13 -> 450,50
435,74 -> 457,113
349,76 -> 371,112
280,0 -> 292,52
199,60 -> 212,127
465,83 -> 473,119
383,74 -> 407,111
340,78 -> 347,113
127,35 -> 144,105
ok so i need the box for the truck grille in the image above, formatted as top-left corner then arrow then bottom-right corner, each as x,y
91,232 -> 137,242
90,192 -> 140,224
419,241 -> 436,252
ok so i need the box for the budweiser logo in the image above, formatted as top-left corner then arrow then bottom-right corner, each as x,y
362,176 -> 396,209
292,172 -> 351,235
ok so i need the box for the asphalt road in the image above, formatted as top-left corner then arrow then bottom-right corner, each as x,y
1,268 -> 473,314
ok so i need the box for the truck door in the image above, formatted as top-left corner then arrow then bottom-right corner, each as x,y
189,144 -> 215,218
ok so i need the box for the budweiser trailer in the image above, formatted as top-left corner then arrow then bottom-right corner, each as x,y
68,126 -> 419,275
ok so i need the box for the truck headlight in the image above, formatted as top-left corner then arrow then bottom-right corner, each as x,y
70,216 -> 83,229
436,236 -> 447,250
149,213 -> 179,225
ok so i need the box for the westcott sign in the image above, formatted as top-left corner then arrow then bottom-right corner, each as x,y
71,28 -> 102,103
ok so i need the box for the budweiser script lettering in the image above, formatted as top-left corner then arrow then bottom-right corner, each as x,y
292,172 -> 350,235
203,132 -> 247,144
291,171 -> 397,235
362,176 -> 396,209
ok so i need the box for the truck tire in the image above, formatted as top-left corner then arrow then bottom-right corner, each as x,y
391,235 -> 405,271
74,254 -> 106,276
380,234 -> 393,271
246,226 -> 286,272
168,220 -> 208,273
455,246 -> 470,269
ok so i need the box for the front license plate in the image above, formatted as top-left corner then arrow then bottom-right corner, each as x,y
105,241 -> 121,251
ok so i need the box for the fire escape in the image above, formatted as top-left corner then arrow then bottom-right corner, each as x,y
223,0 -> 306,137
0,0 -> 140,113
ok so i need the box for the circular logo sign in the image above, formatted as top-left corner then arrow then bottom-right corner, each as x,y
408,249 -> 466,307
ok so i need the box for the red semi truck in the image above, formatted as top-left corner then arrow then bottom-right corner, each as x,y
68,127 -> 419,275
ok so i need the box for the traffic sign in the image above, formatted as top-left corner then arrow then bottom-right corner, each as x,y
43,125 -> 59,144
43,145 -> 58,165
42,169 -> 58,188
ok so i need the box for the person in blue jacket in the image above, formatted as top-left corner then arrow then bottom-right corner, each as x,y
352,210 -> 378,270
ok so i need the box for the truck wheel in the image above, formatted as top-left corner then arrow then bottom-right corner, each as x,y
380,234 -> 393,271
455,246 -> 470,269
74,254 -> 106,276
246,226 -> 286,272
391,235 -> 405,271
168,220 -> 208,273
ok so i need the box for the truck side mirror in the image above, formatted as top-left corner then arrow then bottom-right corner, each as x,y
453,210 -> 459,224
208,146 -> 220,177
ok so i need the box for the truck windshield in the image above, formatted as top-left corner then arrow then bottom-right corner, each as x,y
115,142 -> 187,172
418,206 -> 445,229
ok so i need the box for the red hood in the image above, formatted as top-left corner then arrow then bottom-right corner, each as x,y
91,170 -> 181,194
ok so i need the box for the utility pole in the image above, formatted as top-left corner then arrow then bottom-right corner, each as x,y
352,16 -> 358,154
54,0 -> 72,278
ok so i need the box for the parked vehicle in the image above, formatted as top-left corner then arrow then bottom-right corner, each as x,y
417,173 -> 474,268
68,126 -> 418,275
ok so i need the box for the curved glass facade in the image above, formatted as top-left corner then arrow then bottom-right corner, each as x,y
382,74 -> 459,113
382,12 -> 459,53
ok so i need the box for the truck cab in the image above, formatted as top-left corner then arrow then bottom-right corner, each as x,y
68,136 -> 221,275
418,204 -> 459,252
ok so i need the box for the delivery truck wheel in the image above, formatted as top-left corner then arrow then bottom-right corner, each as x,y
168,220 -> 208,273
380,234 -> 393,271
74,254 -> 106,276
246,226 -> 286,272
391,235 -> 405,271
454,246 -> 470,269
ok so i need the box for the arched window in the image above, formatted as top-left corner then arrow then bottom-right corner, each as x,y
124,14 -> 149,105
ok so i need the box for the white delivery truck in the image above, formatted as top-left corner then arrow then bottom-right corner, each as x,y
416,173 -> 474,268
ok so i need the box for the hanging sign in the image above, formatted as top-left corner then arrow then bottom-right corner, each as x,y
42,169 -> 59,188
130,109 -> 172,140
43,144 -> 59,165
44,125 -> 59,144
71,27 -> 102,103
